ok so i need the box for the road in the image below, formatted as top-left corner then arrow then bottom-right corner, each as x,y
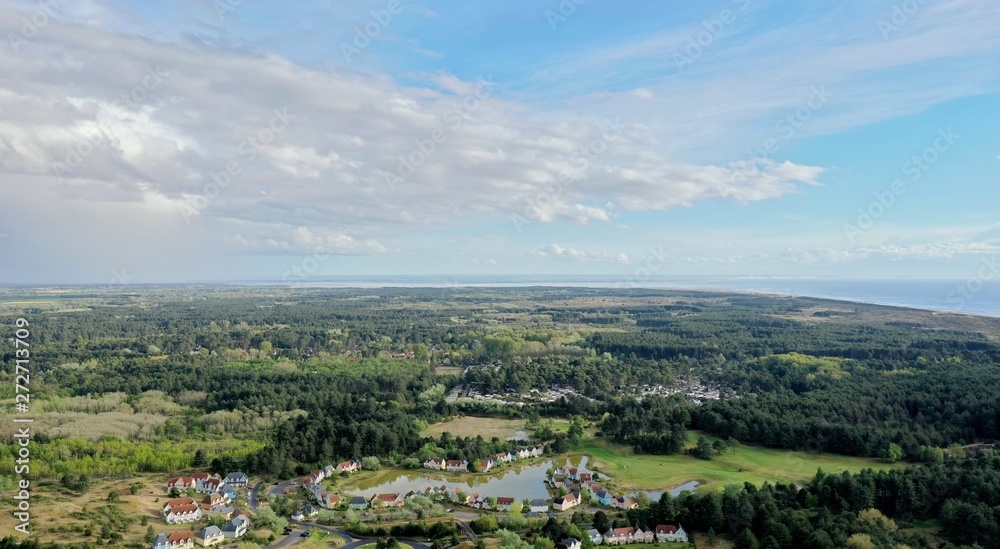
250,481 -> 263,512
268,520 -> 431,549
456,521 -> 478,543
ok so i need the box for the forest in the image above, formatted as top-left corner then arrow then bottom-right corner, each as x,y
2,285 -> 1000,548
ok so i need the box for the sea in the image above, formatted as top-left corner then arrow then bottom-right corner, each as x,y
281,276 -> 1000,318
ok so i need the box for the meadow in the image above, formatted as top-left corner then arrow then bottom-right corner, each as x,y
572,431 -> 904,492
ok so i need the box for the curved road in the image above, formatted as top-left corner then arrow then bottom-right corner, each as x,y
250,481 -> 264,512
270,520 -> 431,549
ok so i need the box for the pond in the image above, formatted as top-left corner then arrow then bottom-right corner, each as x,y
347,456 -> 592,501
634,480 -> 701,501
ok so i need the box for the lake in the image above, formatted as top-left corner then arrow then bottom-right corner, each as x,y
347,458 -> 703,502
347,456 -> 592,500
635,480 -> 701,501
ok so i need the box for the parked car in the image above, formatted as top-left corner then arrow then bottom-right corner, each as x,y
300,531 -> 311,537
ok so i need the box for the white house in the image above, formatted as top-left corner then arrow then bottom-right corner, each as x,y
223,472 -> 249,487
529,499 -> 549,513
165,505 -> 203,525
655,524 -> 688,543
423,458 -> 447,470
221,515 -> 249,539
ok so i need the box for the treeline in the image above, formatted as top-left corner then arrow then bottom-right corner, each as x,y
621,453 -> 1000,548
600,397 -> 690,454
694,359 -> 1000,458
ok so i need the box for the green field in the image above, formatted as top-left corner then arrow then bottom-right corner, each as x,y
423,416 -> 571,439
573,432 -> 904,492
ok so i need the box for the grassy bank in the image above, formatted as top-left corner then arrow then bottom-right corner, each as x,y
572,432 -> 904,492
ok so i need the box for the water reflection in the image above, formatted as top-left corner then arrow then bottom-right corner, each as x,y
633,480 -> 701,501
349,456 -> 590,500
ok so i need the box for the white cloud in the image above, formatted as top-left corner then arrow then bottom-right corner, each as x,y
0,9 -> 825,263
532,244 -> 630,265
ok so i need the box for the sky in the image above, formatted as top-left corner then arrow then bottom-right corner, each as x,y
1,0 -> 999,284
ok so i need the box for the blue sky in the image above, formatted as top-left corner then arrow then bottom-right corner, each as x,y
0,0 -> 998,284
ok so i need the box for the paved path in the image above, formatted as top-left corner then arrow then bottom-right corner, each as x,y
270,520 -> 431,549
456,521 -> 478,542
250,481 -> 264,512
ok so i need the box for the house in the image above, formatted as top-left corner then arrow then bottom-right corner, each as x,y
195,525 -> 224,547
348,496 -> 368,510
529,445 -> 545,457
337,460 -> 361,474
165,504 -> 203,524
516,448 -> 531,460
192,473 -> 219,493
423,458 -> 447,470
446,460 -> 469,472
529,499 -> 549,513
206,506 -> 235,520
604,527 -> 635,546
586,529 -> 603,545
310,469 -> 325,482
553,493 -> 579,511
152,533 -> 171,549
568,468 -> 579,480
579,473 -> 593,482
221,515 -> 249,539
320,493 -> 341,508
496,497 -> 516,511
291,510 -> 306,521
153,531 -> 195,549
223,472 -> 249,487
612,496 -> 638,510
496,451 -> 515,463
633,527 -> 654,544
201,493 -> 228,510
162,497 -> 196,515
323,465 -> 336,477
557,538 -> 582,549
370,493 -> 404,507
303,505 -> 319,517
479,458 -> 495,472
167,477 -> 195,491
594,490 -> 613,506
655,525 -> 688,543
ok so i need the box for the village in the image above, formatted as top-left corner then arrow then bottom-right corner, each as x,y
144,446 -> 688,549
447,377 -> 726,407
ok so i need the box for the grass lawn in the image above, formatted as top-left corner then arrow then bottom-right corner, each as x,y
572,431 -> 904,492
423,417 -> 530,439
423,416 -> 572,440
297,531 -> 346,548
